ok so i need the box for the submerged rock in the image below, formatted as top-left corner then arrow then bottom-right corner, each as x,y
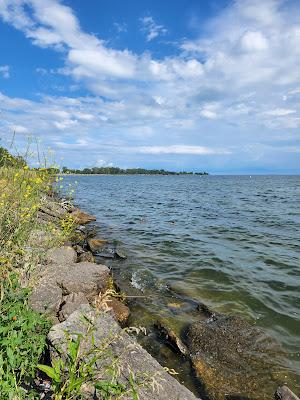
155,323 -> 188,356
187,313 -> 285,400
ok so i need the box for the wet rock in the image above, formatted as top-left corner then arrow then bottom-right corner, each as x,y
115,247 -> 127,259
59,292 -> 89,322
87,238 -> 107,253
70,208 -> 96,225
45,246 -> 77,265
77,251 -> 95,263
196,302 -> 215,318
155,323 -> 188,356
187,313 -> 283,400
275,386 -> 300,400
48,305 -> 200,400
107,298 -> 130,325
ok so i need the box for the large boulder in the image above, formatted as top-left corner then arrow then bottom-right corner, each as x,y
48,305 -> 200,400
187,313 -> 285,400
30,257 -> 110,318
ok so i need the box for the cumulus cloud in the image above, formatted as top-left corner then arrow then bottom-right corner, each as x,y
140,16 -> 167,42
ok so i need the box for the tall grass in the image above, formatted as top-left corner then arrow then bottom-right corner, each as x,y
0,142 -> 60,398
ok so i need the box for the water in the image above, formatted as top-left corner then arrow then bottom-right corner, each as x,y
62,174 -> 300,395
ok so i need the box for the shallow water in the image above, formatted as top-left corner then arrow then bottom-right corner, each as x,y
62,175 -> 300,395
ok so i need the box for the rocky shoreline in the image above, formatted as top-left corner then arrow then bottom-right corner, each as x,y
29,192 -> 299,400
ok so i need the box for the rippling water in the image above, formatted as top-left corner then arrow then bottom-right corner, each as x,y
62,174 -> 300,394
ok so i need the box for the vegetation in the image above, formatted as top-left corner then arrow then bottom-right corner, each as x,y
61,166 -> 208,175
0,144 -> 69,398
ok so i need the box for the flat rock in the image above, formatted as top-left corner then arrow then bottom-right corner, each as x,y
187,313 -> 285,400
48,305 -> 200,400
70,208 -> 96,225
45,246 -> 77,265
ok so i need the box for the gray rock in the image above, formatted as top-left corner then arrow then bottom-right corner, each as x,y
45,246 -> 77,265
29,280 -> 62,321
29,261 -> 109,318
59,292 -> 89,321
48,305 -> 200,400
275,386 -> 300,400
57,262 -> 109,301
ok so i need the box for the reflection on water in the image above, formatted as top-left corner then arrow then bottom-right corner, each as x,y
62,175 -> 300,395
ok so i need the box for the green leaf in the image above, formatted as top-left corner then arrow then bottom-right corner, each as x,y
37,364 -> 61,383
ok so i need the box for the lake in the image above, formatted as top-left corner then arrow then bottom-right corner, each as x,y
61,174 -> 300,395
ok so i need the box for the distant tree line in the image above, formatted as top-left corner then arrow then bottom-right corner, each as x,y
60,166 -> 209,175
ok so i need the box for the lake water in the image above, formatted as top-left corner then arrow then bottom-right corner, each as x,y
62,174 -> 300,395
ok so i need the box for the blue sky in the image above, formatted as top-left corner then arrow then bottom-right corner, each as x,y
0,0 -> 300,173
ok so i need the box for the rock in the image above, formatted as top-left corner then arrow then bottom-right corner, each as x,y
53,262 -> 110,302
39,198 -> 68,220
77,251 -> 95,263
59,292 -> 89,321
87,238 -> 107,253
107,298 -> 130,325
45,246 -> 77,265
70,208 -> 96,225
73,244 -> 84,254
115,247 -> 127,259
29,281 -> 62,322
196,302 -> 214,317
29,261 -> 110,318
187,313 -> 284,400
48,305 -> 200,400
155,323 -> 188,356
275,386 -> 300,400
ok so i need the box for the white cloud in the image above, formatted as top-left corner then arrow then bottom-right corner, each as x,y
0,65 -> 10,78
264,108 -> 296,116
0,0 -> 300,171
135,145 -> 230,155
140,16 -> 167,42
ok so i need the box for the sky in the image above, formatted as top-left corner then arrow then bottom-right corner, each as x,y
0,0 -> 300,174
